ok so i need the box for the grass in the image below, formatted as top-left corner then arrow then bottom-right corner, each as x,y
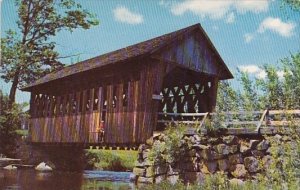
15,129 -> 28,136
85,149 -> 138,171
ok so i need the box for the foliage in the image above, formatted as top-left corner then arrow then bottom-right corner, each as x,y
148,125 -> 191,166
0,90 -> 28,156
0,0 -> 99,104
282,0 -> 300,11
85,149 -> 137,171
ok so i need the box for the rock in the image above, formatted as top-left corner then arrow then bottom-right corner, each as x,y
262,155 -> 272,169
137,176 -> 154,184
282,136 -> 291,142
134,160 -> 145,168
218,159 -> 229,171
184,172 -> 205,184
133,167 -> 146,176
231,164 -> 247,178
145,166 -> 154,177
244,157 -> 259,173
213,144 -> 229,155
3,165 -> 17,170
229,145 -> 239,154
167,174 -> 179,185
189,149 -> 196,157
228,154 -> 243,165
155,175 -> 166,184
167,165 -> 181,175
143,149 -> 150,160
251,150 -> 265,158
256,140 -> 269,151
222,135 -> 238,145
201,161 -> 217,174
146,137 -> 154,146
154,164 -> 167,175
229,178 -> 245,186
183,162 -> 197,172
274,134 -> 282,141
193,135 -> 201,142
192,144 -> 210,150
208,137 -> 221,144
240,145 -> 251,155
200,149 -> 213,160
129,173 -> 137,182
249,140 -> 260,149
35,162 -> 53,172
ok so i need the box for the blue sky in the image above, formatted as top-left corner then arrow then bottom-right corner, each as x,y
1,0 -> 300,103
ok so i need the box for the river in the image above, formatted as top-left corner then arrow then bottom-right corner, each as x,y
0,169 -> 137,190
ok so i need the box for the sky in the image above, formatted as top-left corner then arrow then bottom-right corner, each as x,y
1,0 -> 300,104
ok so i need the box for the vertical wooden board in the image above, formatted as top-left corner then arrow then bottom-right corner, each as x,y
75,114 -> 81,142
106,84 -> 113,144
31,118 -> 37,142
126,80 -> 133,143
133,79 -> 140,143
116,83 -> 123,144
81,90 -> 87,142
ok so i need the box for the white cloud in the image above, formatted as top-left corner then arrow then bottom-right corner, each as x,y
169,0 -> 269,22
258,17 -> 296,37
238,65 -> 261,73
238,65 -> 267,79
113,6 -> 143,25
226,12 -> 235,23
244,33 -> 254,43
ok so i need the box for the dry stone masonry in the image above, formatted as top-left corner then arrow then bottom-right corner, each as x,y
133,132 -> 292,184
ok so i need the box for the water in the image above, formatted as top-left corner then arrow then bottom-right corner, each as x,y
0,169 -> 136,190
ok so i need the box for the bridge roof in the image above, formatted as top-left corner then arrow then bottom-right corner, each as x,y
22,23 -> 233,91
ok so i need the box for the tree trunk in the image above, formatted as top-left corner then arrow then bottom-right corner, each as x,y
8,70 -> 20,106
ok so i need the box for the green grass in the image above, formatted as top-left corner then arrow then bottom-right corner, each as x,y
15,129 -> 28,136
85,149 -> 138,171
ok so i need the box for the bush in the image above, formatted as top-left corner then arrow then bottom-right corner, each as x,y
85,149 -> 138,171
0,91 -> 28,157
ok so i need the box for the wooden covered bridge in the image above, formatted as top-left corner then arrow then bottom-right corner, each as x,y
21,24 -> 233,146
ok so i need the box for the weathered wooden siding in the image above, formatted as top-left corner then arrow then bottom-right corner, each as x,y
29,61 -> 165,144
153,33 -> 220,76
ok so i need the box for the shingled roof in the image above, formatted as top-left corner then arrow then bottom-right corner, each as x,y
22,23 -> 233,91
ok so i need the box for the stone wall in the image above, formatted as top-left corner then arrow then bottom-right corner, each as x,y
133,133 -> 291,184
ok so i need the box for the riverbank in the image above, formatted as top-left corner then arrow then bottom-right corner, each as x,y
85,149 -> 138,171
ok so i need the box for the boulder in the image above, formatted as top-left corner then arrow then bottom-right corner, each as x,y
240,145 -> 251,155
262,155 -> 273,169
167,165 -> 181,175
213,144 -> 229,155
155,175 -> 166,184
218,159 -> 229,171
249,140 -> 260,149
228,154 -> 243,165
184,172 -> 205,184
244,157 -> 259,173
167,174 -> 179,185
3,165 -> 17,170
146,137 -> 154,146
229,145 -> 239,154
251,150 -> 265,158
35,162 -> 53,172
229,178 -> 245,186
201,161 -> 217,174
142,149 -> 150,160
133,167 -> 146,176
208,137 -> 221,144
137,176 -> 154,184
154,164 -> 167,175
222,135 -> 238,145
145,166 -> 154,177
231,164 -> 247,178
192,144 -> 210,150
256,140 -> 269,151
129,173 -> 137,182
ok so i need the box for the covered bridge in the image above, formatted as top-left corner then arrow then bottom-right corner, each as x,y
21,24 -> 233,146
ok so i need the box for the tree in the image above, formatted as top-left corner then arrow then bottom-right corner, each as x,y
0,0 -> 99,105
0,90 -> 28,156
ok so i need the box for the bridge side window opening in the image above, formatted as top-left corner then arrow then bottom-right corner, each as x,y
102,86 -> 107,122
93,87 -> 99,111
112,85 -> 117,108
86,89 -> 91,111
123,81 -> 128,107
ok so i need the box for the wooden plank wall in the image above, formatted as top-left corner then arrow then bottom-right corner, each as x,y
29,60 -> 166,145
